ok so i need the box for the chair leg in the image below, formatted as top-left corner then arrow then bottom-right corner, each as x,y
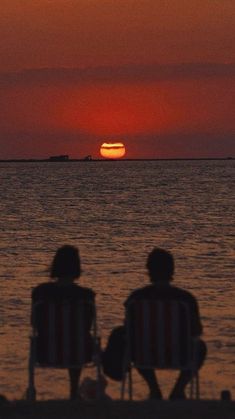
94,337 -> 102,399
121,369 -> 132,400
121,373 -> 126,400
26,337 -> 36,401
121,349 -> 130,400
26,384 -> 36,402
196,372 -> 200,399
189,371 -> 200,400
95,365 -> 102,400
189,375 -> 193,399
128,368 -> 133,400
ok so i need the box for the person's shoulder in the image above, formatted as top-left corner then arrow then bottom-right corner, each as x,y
170,286 -> 198,303
125,285 -> 153,305
32,282 -> 55,299
126,284 -> 198,304
32,281 -> 54,293
33,282 -> 53,290
72,284 -> 95,301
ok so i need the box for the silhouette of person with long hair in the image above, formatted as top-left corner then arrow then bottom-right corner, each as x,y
125,248 -> 207,399
31,245 -> 95,400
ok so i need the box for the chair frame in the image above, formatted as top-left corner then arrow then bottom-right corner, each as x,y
26,299 -> 101,401
121,299 -> 200,400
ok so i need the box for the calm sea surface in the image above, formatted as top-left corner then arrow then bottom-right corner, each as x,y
0,160 -> 234,400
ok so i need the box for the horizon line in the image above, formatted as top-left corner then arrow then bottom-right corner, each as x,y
0,157 -> 234,163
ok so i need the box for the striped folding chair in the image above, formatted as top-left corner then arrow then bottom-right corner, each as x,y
26,299 -> 101,401
121,299 -> 200,400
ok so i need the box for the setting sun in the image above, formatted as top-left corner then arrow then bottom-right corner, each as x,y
100,142 -> 126,159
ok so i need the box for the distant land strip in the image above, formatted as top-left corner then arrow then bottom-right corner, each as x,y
0,157 -> 234,163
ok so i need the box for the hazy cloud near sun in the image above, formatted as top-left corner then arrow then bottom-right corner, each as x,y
0,62 -> 234,159
1,63 -> 235,87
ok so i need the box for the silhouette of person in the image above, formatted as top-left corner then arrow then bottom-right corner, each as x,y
31,245 -> 95,400
125,248 -> 207,399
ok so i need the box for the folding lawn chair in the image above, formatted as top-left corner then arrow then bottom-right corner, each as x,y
26,299 -> 101,400
121,299 -> 200,400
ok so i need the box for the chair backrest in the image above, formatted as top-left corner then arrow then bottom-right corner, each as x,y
32,300 -> 95,368
126,299 -> 193,369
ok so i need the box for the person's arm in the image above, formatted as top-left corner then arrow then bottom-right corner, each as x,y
85,290 -> 96,331
30,288 -> 36,326
191,297 -> 203,336
31,285 -> 46,327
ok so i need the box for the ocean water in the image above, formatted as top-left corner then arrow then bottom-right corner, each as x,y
0,160 -> 234,400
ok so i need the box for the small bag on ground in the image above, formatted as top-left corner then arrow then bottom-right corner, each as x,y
102,326 -> 126,381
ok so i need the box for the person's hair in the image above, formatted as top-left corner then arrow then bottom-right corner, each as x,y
146,248 -> 174,282
50,245 -> 81,279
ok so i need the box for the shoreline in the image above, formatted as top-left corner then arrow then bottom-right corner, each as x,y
1,399 -> 235,419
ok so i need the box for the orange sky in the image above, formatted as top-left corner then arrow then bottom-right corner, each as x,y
0,1 -> 235,158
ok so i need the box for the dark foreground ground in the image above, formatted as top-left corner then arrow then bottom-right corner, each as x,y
0,399 -> 235,419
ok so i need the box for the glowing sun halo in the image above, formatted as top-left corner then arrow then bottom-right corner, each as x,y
100,142 -> 126,159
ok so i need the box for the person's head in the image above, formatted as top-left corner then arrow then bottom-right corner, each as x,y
146,248 -> 174,283
50,245 -> 81,280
